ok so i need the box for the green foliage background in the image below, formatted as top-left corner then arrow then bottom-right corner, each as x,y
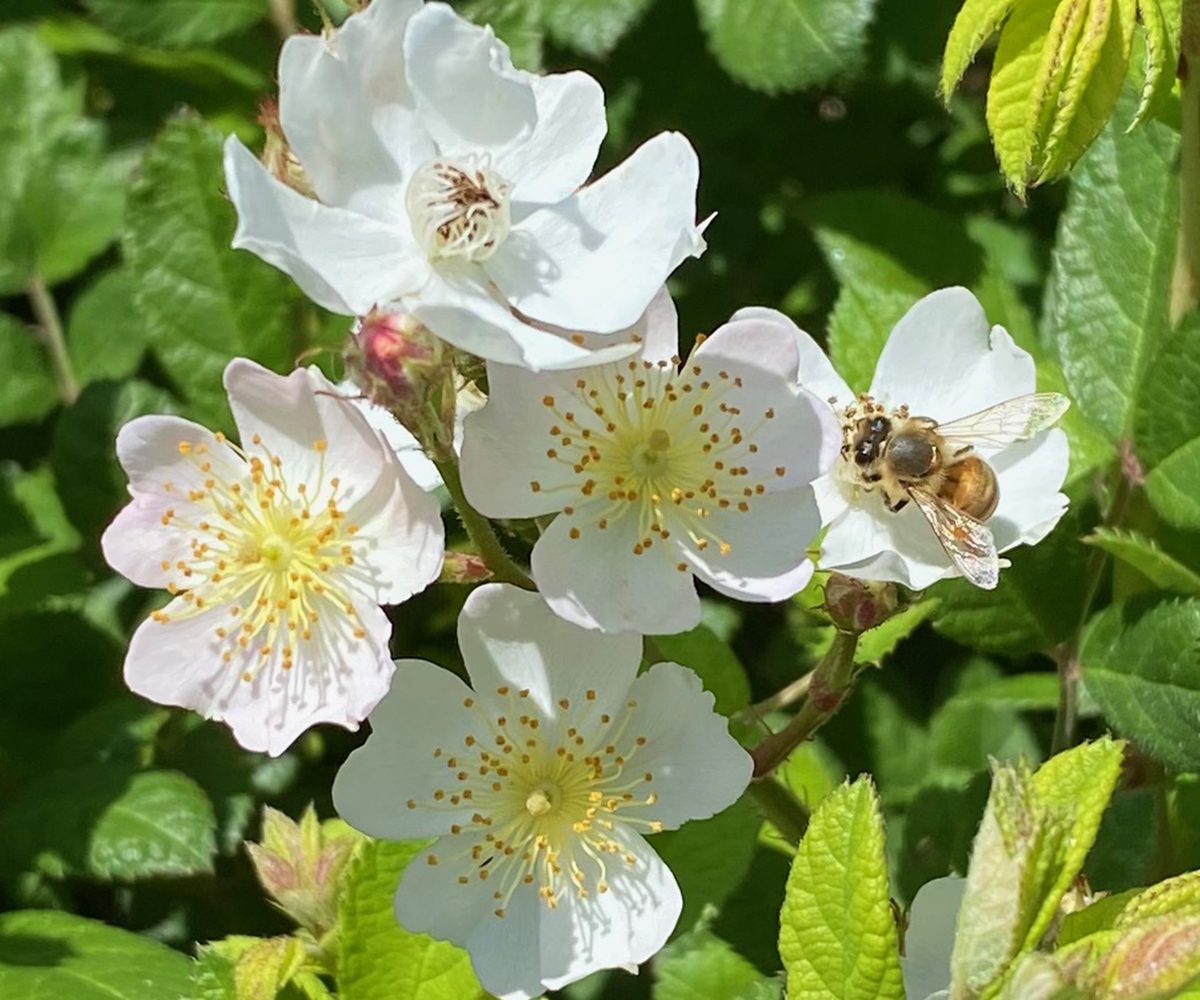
0,0 -> 1195,998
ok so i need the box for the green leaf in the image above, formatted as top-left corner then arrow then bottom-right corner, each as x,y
1085,527 -> 1200,595
0,909 -> 192,999
778,777 -> 904,1000
1048,84 -> 1180,444
1081,597 -> 1200,770
651,625 -> 751,716
0,765 -> 218,881
654,926 -> 764,1000
124,113 -> 293,428
1036,0 -> 1136,185
0,312 -> 58,426
51,379 -> 177,546
940,0 -> 1019,99
84,0 -> 266,48
337,838 -> 483,1000
1025,737 -> 1125,942
67,269 -> 148,387
0,27 -> 126,294
694,0 -> 877,95
1132,0 -> 1182,127
541,0 -> 653,57
655,795 -> 761,935
949,739 -> 1124,998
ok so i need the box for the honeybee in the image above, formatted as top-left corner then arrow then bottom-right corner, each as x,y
845,393 -> 1070,590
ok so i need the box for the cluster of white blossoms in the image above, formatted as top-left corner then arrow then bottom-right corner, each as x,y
100,1 -> 1072,996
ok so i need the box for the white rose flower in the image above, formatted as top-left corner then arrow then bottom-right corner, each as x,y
458,292 -> 842,634
751,287 -> 1069,590
332,583 -> 752,1000
223,0 -> 706,371
101,359 -> 445,755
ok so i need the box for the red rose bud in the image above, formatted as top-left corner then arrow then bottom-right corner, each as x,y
823,572 -> 899,633
355,309 -> 438,401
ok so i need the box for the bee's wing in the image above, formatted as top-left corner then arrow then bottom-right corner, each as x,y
936,393 -> 1069,449
909,488 -> 999,589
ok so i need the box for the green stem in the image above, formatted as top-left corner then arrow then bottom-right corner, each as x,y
266,0 -> 298,39
1051,462 -> 1134,753
748,779 -> 810,846
434,457 -> 534,590
750,631 -> 859,779
1171,15 -> 1200,327
27,274 -> 78,406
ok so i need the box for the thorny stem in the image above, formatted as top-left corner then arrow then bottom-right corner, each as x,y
434,456 -> 534,590
750,631 -> 860,779
748,779 -> 810,846
1171,1 -> 1200,326
1051,457 -> 1135,753
27,274 -> 78,406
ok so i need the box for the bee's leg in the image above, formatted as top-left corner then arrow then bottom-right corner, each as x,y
882,489 -> 908,513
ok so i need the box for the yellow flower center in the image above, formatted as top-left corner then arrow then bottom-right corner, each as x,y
151,432 -> 365,682
410,687 -> 663,918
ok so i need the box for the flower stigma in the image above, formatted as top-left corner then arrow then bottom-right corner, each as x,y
406,155 -> 512,262
152,433 -> 368,685
411,687 -> 664,916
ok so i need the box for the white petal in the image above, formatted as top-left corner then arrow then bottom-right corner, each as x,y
101,500 -> 189,589
406,265 -> 641,370
114,413 -> 243,498
816,475 -> 956,590
618,662 -> 752,829
902,876 -> 966,1000
333,660 -> 480,840
460,362 -> 593,519
988,430 -> 1069,552
498,70 -> 605,206
531,508 -> 702,635
394,843 -> 546,1000
224,138 -> 427,315
730,305 -> 853,404
223,360 -> 386,509
457,582 -> 642,743
123,592 -> 394,756
342,445 -> 444,606
538,830 -> 682,991
869,288 -> 1035,422
692,316 -> 843,487
683,487 -> 819,603
278,0 -> 429,219
403,3 -> 537,157
485,132 -> 704,334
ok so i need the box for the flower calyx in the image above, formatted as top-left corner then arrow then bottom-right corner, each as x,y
823,572 -> 900,635
344,309 -> 456,461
